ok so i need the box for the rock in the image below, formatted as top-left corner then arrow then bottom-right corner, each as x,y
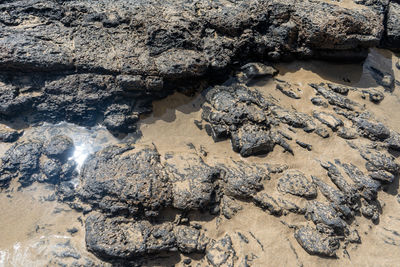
0,139 -> 43,187
315,127 -> 330,138
320,161 -> 358,197
367,66 -> 395,91
206,235 -> 236,267
312,176 -> 353,218
360,199 -> 380,222
347,229 -> 361,244
277,170 -> 317,199
202,85 -> 279,157
387,131 -> 400,151
337,126 -> 358,140
311,97 -> 329,108
296,140 -> 313,151
78,144 -> 172,217
174,225 -> 209,254
340,162 -> 380,201
0,0 -> 383,132
103,104 -> 139,133
221,196 -> 243,219
44,135 -> 74,160
238,63 -> 278,84
359,148 -> 400,175
0,127 -> 23,143
353,117 -> 390,140
231,124 -> 276,157
276,81 -> 302,99
313,111 -> 343,131
219,160 -> 268,198
272,107 -> 316,131
294,226 -> 339,257
253,192 -> 283,216
327,83 -> 350,95
306,201 -> 347,233
310,83 -> 360,111
385,2 -> 400,51
362,89 -> 384,104
85,213 -> 176,260
396,61 -> 400,70
40,158 -> 63,183
369,170 -> 395,183
164,152 -> 218,211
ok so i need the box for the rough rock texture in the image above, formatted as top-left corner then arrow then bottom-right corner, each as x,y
278,170 -> 317,199
85,213 -> 209,261
0,0 -> 389,132
294,226 -> 339,257
78,144 -> 172,217
164,152 -> 219,211
0,136 -> 76,187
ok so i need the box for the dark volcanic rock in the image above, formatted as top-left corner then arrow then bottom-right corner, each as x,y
238,63 -> 278,84
0,136 -> 76,187
312,176 -> 352,218
353,117 -> 390,140
202,84 -> 278,157
0,126 -> 23,142
219,160 -> 268,198
206,235 -> 236,267
85,213 -> 176,260
313,111 -> 343,131
0,139 -> 42,187
164,152 -> 218,211
277,170 -> 317,199
305,201 -> 347,233
0,0 -> 386,131
44,135 -> 74,160
385,2 -> 400,51
78,144 -> 172,217
294,226 -> 339,257
310,83 -> 360,111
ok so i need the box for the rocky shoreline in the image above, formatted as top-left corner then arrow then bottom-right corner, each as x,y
0,0 -> 400,266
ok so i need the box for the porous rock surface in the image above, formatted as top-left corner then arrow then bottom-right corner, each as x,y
0,0 -> 396,132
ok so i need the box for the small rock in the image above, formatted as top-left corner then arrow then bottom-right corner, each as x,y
206,235 -> 236,267
294,226 -> 339,257
313,111 -> 343,131
296,140 -> 312,151
327,83 -> 350,95
238,63 -> 278,83
277,170 -> 317,199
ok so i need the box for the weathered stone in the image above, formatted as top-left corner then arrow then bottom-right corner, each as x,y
219,160 -> 267,198
313,111 -> 343,131
206,235 -> 236,267
277,170 -> 317,199
253,192 -> 283,216
78,144 -> 172,217
306,201 -> 347,233
294,226 -> 339,257
44,135 -> 74,160
164,152 -> 218,211
85,213 -> 176,260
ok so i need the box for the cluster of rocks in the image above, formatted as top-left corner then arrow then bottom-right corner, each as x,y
198,67 -> 400,257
